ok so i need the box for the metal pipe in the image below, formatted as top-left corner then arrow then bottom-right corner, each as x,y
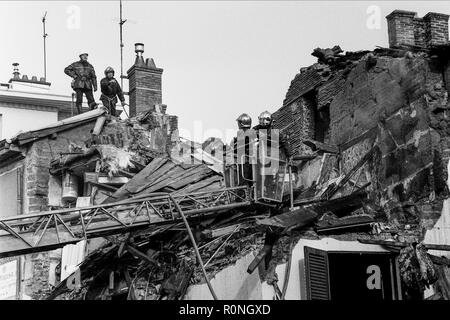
169,195 -> 218,300
42,11 -> 48,80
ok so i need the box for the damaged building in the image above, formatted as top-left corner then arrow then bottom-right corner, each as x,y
1,9 -> 450,301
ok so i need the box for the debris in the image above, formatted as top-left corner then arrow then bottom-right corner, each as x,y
247,230 -> 279,274
302,139 -> 339,154
256,208 -> 318,230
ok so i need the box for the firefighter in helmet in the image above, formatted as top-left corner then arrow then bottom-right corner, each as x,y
253,110 -> 292,158
232,113 -> 255,185
253,110 -> 273,131
100,66 -> 126,117
234,113 -> 253,155
236,113 -> 252,131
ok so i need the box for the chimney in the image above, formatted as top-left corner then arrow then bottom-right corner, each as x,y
423,12 -> 450,47
386,10 -> 449,48
127,43 -> 163,117
386,10 -> 417,48
12,63 -> 20,79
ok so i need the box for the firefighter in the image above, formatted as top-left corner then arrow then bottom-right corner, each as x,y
100,67 -> 126,117
233,113 -> 253,157
64,53 -> 98,114
236,113 -> 252,131
253,111 -> 292,158
233,113 -> 255,185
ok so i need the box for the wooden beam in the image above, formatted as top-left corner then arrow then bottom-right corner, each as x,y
303,139 -> 339,154
125,244 -> 159,266
357,238 -> 450,251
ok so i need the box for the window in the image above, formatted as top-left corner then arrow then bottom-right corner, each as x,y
304,246 -> 402,300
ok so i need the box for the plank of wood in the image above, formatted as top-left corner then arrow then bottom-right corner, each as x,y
133,161 -> 178,194
167,166 -> 211,189
168,167 -> 214,190
303,139 -> 339,154
136,166 -> 187,195
98,176 -> 130,185
257,207 -> 318,229
357,239 -> 450,251
103,158 -> 168,203
174,176 -> 223,195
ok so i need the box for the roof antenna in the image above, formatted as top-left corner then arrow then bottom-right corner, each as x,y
119,0 -> 127,89
42,11 -> 48,81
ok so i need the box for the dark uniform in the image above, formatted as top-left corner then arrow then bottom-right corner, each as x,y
64,58 -> 98,114
100,77 -> 125,116
252,124 -> 292,158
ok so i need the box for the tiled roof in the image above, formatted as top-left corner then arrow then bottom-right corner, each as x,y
316,72 -> 346,110
282,67 -> 323,106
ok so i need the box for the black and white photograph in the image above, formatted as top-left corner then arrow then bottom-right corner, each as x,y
0,0 -> 450,309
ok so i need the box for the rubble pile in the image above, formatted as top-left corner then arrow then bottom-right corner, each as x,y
2,9 -> 450,301
43,42 -> 450,300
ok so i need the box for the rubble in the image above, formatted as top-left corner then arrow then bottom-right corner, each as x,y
1,9 -> 450,301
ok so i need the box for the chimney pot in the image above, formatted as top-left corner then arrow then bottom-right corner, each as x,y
135,43 -> 145,55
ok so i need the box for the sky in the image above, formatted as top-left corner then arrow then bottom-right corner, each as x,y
1,1 -> 449,143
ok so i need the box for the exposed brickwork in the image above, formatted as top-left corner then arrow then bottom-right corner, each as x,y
387,10 -> 416,48
387,10 -> 449,48
283,66 -> 324,106
273,95 -> 316,156
24,253 -> 53,300
423,12 -> 450,46
127,65 -> 163,117
23,122 -> 96,214
316,72 -> 346,110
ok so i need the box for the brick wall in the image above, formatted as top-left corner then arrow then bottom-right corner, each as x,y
386,10 -> 449,48
272,95 -> 316,156
24,122 -> 96,214
423,12 -> 450,46
386,10 -> 416,48
413,18 -> 426,48
127,65 -> 163,117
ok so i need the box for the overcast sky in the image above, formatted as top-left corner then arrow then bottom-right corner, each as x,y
1,1 -> 449,142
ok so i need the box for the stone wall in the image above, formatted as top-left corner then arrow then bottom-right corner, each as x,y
332,53 -> 450,235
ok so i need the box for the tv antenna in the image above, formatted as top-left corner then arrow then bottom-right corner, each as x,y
119,0 -> 126,88
42,11 -> 48,80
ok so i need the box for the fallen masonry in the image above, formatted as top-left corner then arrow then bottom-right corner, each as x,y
1,9 -> 450,300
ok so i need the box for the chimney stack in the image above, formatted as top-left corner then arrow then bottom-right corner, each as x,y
386,10 -> 449,48
12,63 -> 20,79
127,43 -> 163,117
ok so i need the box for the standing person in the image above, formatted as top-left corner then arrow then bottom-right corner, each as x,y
253,111 -> 292,158
64,53 -> 98,114
100,67 -> 126,117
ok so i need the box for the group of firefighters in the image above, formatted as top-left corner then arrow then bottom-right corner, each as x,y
63,52 -> 291,161
64,53 -> 125,116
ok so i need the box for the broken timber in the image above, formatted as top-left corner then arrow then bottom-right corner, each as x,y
302,139 -> 339,154
0,186 -> 251,258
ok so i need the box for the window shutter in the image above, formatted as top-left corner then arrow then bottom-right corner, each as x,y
304,246 -> 331,300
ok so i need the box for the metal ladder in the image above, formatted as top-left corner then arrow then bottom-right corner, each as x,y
0,186 -> 251,258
